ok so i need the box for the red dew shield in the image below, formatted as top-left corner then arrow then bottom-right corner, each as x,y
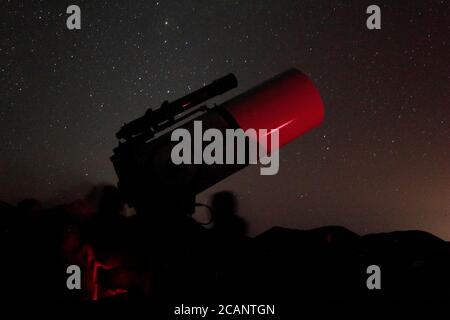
223,69 -> 325,152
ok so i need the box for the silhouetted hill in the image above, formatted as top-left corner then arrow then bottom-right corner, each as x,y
234,226 -> 450,299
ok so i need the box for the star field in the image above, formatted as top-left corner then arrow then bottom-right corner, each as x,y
1,1 -> 449,237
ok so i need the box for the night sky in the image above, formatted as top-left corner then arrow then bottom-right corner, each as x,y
1,1 -> 449,238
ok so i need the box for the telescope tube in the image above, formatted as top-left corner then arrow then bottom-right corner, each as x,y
181,68 -> 325,194
222,68 -> 324,153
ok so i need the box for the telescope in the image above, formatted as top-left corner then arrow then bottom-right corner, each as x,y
111,69 -> 324,215
116,73 -> 238,141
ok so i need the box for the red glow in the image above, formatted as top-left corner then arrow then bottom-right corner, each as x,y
86,247 -> 127,300
225,69 -> 324,152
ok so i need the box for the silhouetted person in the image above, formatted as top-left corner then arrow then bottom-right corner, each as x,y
210,191 -> 247,241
